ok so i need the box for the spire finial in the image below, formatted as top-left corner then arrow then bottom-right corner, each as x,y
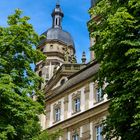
52,1 -> 64,29
81,51 -> 86,64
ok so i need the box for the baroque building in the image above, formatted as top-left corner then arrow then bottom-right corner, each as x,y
36,1 -> 109,140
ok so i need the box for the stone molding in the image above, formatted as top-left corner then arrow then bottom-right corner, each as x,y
47,101 -> 109,132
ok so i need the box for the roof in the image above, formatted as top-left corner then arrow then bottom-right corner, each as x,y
41,28 -> 75,48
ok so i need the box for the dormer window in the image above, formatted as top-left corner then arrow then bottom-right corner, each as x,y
60,79 -> 65,85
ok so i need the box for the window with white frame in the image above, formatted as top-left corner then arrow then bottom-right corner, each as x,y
54,107 -> 61,122
96,125 -> 103,140
74,98 -> 80,112
72,92 -> 81,114
96,88 -> 103,102
73,134 -> 79,140
53,101 -> 61,123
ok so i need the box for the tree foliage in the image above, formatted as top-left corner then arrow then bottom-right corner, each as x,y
33,129 -> 61,140
88,0 -> 140,139
0,9 -> 46,140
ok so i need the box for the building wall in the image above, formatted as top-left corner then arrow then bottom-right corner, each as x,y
44,75 -> 109,140
49,98 -> 65,126
46,80 -> 108,128
43,42 -> 74,56
48,111 -> 107,140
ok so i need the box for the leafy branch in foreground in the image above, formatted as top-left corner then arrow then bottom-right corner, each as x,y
88,0 -> 140,140
0,9 -> 46,140
33,129 -> 61,140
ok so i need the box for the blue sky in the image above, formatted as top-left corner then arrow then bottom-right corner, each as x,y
0,0 -> 91,63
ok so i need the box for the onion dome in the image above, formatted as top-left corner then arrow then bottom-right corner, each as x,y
39,3 -> 75,49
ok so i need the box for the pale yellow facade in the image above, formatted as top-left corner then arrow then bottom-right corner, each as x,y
39,61 -> 109,140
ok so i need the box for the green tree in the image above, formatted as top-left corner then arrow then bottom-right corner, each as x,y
88,0 -> 140,139
33,129 -> 61,140
0,9 -> 46,140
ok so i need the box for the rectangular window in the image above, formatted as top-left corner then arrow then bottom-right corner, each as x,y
96,125 -> 103,140
55,108 -> 61,122
73,134 -> 79,140
75,98 -> 80,112
96,88 -> 103,102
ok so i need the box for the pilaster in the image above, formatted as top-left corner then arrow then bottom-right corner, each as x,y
84,84 -> 90,110
64,96 -> 69,119
81,123 -> 91,140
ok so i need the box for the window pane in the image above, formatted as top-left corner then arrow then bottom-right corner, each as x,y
73,134 -> 79,140
96,125 -> 103,140
55,108 -> 60,121
96,88 -> 103,102
75,98 -> 80,112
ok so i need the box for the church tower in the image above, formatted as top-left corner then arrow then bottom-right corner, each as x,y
36,3 -> 76,88
37,1 -> 109,135
89,0 -> 98,61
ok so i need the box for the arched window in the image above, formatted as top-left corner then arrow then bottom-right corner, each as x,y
56,18 -> 58,25
60,79 -> 65,85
